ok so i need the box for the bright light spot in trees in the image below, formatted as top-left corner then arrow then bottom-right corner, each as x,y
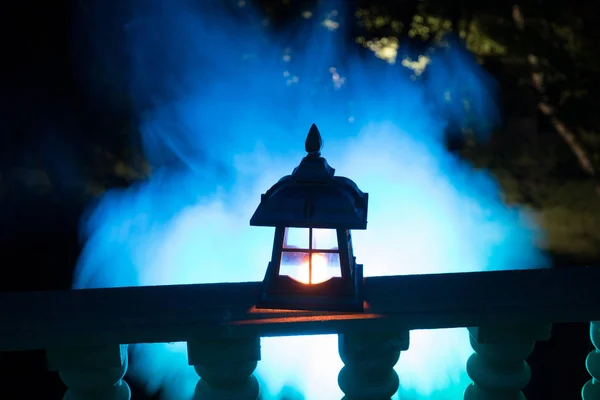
361,37 -> 399,64
401,55 -> 431,76
322,19 -> 339,31
329,67 -> 345,89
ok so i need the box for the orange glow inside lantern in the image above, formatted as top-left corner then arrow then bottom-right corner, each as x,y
280,228 -> 342,285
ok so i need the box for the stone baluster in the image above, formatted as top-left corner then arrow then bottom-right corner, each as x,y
337,331 -> 410,400
188,337 -> 261,400
582,321 -> 600,400
464,324 -> 552,400
46,344 -> 130,400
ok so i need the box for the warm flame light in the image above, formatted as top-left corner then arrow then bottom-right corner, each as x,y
294,253 -> 331,285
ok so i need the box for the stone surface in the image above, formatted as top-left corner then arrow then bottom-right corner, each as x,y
464,325 -> 551,400
188,337 -> 261,400
46,344 -> 130,400
582,321 -> 600,400
337,331 -> 409,400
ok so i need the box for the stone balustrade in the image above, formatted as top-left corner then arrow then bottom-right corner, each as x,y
337,331 -> 410,400
41,323 -> 597,400
46,344 -> 130,400
582,321 -> 600,400
464,324 -> 552,400
0,267 -> 595,399
187,337 -> 261,400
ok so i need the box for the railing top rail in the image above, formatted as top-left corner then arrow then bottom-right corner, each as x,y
1,266 -> 599,351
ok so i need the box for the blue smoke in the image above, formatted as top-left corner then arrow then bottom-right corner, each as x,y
74,1 -> 548,399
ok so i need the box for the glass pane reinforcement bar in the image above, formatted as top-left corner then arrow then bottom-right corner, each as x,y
281,248 -> 340,254
308,228 -> 313,284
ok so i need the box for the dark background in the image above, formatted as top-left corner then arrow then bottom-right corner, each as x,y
1,0 -> 598,399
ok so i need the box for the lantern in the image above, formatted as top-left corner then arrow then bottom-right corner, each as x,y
250,124 -> 368,311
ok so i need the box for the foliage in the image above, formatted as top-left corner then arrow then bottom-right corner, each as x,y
342,0 -> 600,260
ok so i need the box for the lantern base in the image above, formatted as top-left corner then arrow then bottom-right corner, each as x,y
256,263 -> 364,312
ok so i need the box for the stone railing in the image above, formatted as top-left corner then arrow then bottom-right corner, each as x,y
1,267 -> 599,400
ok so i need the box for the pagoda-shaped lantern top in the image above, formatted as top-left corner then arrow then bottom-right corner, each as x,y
250,124 -> 369,311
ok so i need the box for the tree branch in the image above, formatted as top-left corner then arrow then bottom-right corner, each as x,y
512,5 -> 599,194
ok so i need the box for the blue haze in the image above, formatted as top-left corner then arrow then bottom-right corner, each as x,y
73,1 -> 548,399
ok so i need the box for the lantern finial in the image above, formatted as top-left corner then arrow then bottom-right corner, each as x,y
305,123 -> 323,155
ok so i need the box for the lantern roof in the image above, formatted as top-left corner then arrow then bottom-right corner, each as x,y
250,124 -> 368,229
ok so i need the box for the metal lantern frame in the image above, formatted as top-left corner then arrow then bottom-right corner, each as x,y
250,124 -> 369,311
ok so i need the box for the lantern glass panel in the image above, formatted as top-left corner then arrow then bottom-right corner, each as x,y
319,252 -> 342,278
283,228 -> 309,249
312,228 -> 338,250
280,250 -> 342,284
280,251 -> 308,279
